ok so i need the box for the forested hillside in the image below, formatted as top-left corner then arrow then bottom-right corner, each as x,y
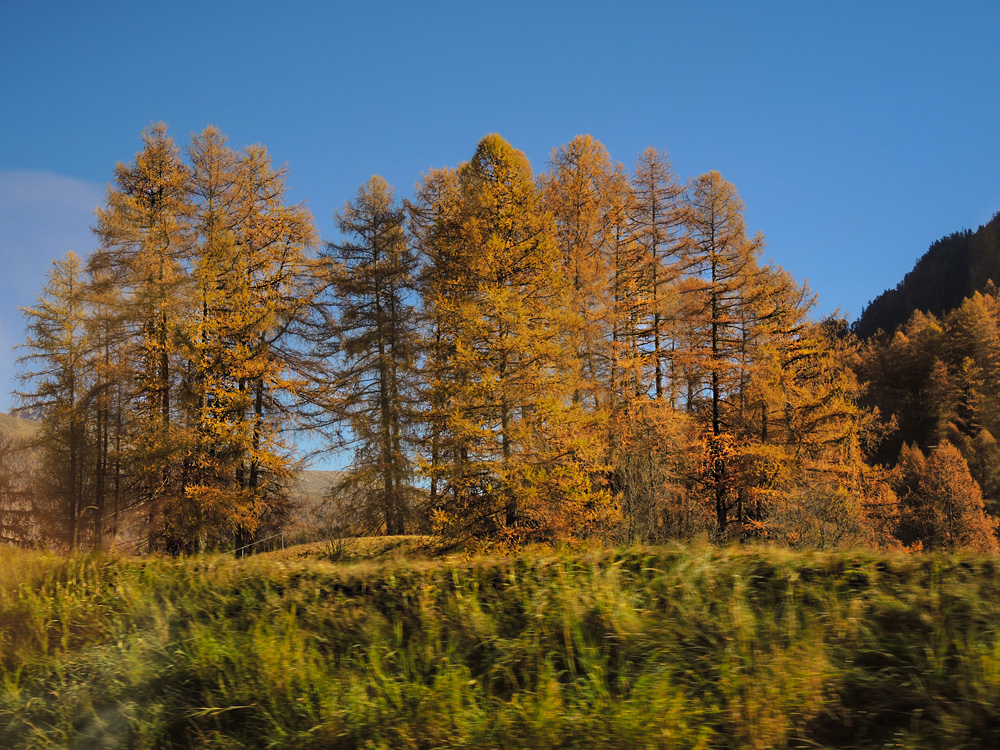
845,210 -> 1000,557
856,286 -> 1000,529
4,123 -> 997,555
854,212 -> 1000,338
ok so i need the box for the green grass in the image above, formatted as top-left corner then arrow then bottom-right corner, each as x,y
2,542 -> 1000,748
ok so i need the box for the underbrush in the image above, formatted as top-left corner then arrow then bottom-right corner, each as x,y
1,542 -> 999,748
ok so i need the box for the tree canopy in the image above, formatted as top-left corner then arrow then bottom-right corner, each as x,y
10,125 -> 997,555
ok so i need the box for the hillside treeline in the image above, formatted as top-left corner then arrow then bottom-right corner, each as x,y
3,124 -> 993,553
854,212 -> 1000,339
857,289 -> 1000,549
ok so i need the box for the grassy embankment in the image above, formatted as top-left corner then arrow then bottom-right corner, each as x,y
2,538 -> 1000,749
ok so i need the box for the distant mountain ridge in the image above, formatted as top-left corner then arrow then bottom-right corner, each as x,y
0,411 -> 39,439
854,212 -> 1000,338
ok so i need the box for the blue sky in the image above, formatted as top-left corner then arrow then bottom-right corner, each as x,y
3,2 -> 1000,438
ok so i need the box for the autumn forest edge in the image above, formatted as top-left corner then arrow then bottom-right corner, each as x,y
2,123 -> 996,556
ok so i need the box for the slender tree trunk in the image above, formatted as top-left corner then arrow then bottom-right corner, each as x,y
249,377 -> 263,492
652,204 -> 663,399
500,347 -> 515,528
113,399 -> 121,545
711,256 -> 726,536
236,377 -> 247,491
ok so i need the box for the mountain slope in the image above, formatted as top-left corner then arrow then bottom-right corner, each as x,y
283,469 -> 344,541
854,212 -> 1000,338
0,411 -> 39,439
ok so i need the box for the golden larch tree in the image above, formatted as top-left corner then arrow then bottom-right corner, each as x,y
424,134 -> 610,541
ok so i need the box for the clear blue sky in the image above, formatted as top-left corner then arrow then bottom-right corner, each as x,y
3,1 -> 1000,435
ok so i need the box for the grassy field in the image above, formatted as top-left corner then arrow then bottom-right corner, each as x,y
1,540 -> 1000,749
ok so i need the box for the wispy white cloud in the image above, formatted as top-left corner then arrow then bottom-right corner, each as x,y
0,171 -> 104,410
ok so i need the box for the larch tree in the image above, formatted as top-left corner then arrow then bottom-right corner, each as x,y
678,175 -> 881,540
743,309 -> 895,545
87,124 -> 318,552
629,147 -> 687,402
725,264 -> 812,526
601,148 -> 692,542
174,125 -> 251,548
83,264 -> 132,548
898,441 -> 998,552
541,134 -> 630,409
90,123 -> 195,550
323,175 -> 419,535
425,134 -> 609,540
543,139 -> 701,542
205,141 -> 319,547
16,253 -> 97,549
408,166 -> 465,514
680,170 -> 766,535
